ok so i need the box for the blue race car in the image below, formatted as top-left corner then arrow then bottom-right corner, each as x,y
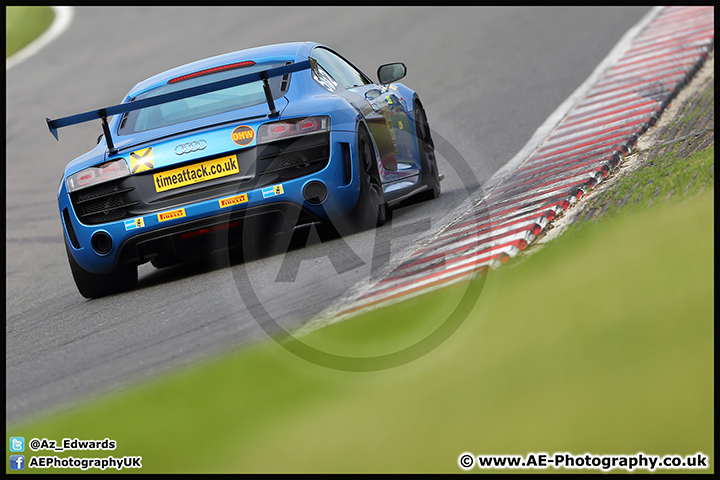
48,41 -> 441,298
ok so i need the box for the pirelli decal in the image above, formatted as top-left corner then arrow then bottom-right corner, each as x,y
219,194 -> 248,208
130,147 -> 154,173
157,208 -> 186,222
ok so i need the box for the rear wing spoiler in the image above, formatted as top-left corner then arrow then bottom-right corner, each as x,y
46,60 -> 312,154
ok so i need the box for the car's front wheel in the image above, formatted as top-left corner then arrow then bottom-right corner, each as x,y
415,102 -> 441,201
65,242 -> 137,299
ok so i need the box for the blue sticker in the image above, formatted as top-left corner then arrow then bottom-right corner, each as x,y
262,185 -> 284,198
124,217 -> 145,230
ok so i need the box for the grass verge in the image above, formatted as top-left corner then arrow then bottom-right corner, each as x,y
6,184 -> 713,473
5,6 -> 54,59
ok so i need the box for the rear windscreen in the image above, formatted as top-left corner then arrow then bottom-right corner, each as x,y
118,62 -> 289,135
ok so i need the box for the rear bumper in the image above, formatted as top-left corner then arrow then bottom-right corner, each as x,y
113,201 -> 312,268
59,130 -> 363,274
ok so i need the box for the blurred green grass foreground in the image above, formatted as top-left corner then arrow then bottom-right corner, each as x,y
5,6 -> 714,474
6,149 -> 714,473
5,6 -> 54,58
7,159 -> 714,473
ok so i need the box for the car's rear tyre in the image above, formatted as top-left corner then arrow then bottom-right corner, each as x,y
330,125 -> 389,236
65,242 -> 137,299
354,125 -> 389,230
414,103 -> 441,201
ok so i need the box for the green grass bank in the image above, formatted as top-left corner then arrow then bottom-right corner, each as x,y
7,182 -> 713,473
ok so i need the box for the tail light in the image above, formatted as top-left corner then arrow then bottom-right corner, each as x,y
258,116 -> 329,144
66,158 -> 130,193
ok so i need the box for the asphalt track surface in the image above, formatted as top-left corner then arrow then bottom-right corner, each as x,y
6,6 -> 651,423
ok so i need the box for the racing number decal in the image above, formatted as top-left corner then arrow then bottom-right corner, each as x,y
130,147 -> 154,173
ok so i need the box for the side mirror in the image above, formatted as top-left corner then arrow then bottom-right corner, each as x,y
377,63 -> 406,84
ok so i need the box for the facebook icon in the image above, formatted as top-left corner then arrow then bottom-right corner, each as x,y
9,455 -> 25,470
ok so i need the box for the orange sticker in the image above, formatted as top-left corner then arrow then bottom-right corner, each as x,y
232,125 -> 255,146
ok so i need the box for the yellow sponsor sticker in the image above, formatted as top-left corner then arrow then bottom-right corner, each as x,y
130,147 -> 154,173
219,193 -> 249,208
157,208 -> 186,222
153,154 -> 239,193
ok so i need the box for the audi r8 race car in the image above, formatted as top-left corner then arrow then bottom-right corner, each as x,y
48,41 -> 441,298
